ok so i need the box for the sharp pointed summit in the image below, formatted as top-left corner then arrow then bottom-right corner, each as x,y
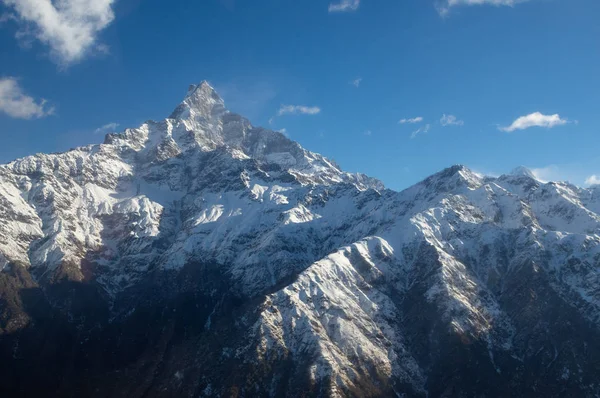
510,166 -> 537,179
1,82 -> 600,398
170,80 -> 226,120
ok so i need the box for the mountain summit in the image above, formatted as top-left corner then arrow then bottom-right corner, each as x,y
1,83 -> 600,397
510,165 -> 538,179
170,80 -> 226,120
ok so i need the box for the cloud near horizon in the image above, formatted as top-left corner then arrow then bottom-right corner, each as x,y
500,112 -> 568,132
1,0 -> 116,65
0,77 -> 54,119
526,164 -> 595,187
94,122 -> 119,135
585,175 -> 600,186
277,104 -> 321,116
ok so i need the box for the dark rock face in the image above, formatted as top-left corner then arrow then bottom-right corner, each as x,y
1,83 -> 600,397
3,250 -> 600,397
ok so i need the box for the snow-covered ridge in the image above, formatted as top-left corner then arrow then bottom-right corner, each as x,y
254,164 -> 600,394
0,83 -> 597,291
1,82 -> 600,396
0,82 -> 381,285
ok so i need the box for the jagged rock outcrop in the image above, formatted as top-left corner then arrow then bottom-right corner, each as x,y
1,82 -> 599,397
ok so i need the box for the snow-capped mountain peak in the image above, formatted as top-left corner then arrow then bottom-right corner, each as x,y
170,80 -> 226,120
0,82 -> 383,284
510,165 -> 537,179
2,82 -> 600,397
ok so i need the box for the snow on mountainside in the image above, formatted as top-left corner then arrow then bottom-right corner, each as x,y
0,81 -> 382,292
255,165 -> 600,396
1,82 -> 600,397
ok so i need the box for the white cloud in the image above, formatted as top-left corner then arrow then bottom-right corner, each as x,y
500,112 -> 568,133
364,130 -> 372,136
440,114 -> 464,126
277,104 -> 321,116
529,165 -> 576,184
0,77 -> 53,119
585,175 -> 600,186
521,164 -> 599,187
350,77 -> 362,88
437,0 -> 529,16
399,116 -> 423,124
277,128 -> 287,134
411,124 -> 430,139
529,166 -> 557,183
329,0 -> 360,13
94,122 -> 119,134
1,0 -> 116,65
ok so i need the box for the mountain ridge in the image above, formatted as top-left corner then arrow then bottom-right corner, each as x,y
1,82 -> 600,397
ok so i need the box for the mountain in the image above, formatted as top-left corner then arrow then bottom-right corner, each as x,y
1,82 -> 600,397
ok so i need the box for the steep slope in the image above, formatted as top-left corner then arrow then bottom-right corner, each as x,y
0,82 -> 382,295
1,83 -> 600,397
250,166 -> 600,397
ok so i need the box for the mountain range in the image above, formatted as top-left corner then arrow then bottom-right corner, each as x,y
1,82 -> 600,397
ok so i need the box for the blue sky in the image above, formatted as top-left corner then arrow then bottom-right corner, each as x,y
0,0 -> 599,190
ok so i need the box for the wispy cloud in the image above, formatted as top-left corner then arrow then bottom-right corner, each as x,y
277,104 -> 321,116
1,0 -> 117,66
399,116 -> 423,124
411,124 -> 431,139
509,162 -> 600,187
437,0 -> 529,16
440,114 -> 464,126
500,112 -> 568,133
364,130 -> 372,136
529,166 -> 557,183
0,77 -> 53,119
0,12 -> 18,23
94,122 -> 119,135
528,165 -> 590,186
518,163 -> 600,187
329,0 -> 360,13
585,175 -> 600,186
350,77 -> 362,88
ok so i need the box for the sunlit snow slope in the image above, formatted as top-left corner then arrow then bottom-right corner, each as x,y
1,83 -> 600,397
